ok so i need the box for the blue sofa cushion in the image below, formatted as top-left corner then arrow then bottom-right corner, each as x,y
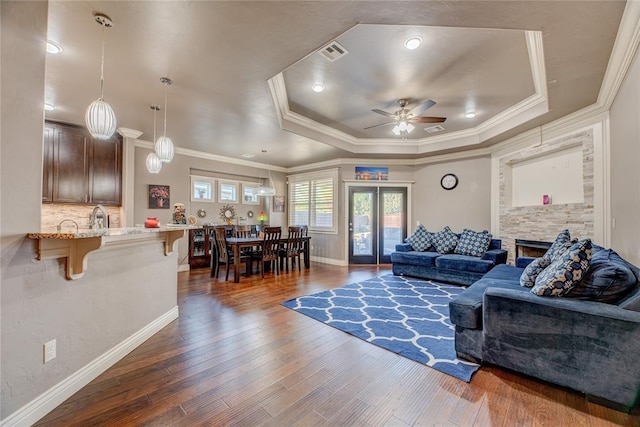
436,254 -> 495,274
519,257 -> 551,288
390,250 -> 440,267
543,229 -> 573,263
532,239 -> 592,297
432,226 -> 458,254
454,229 -> 492,257
405,224 -> 432,251
565,248 -> 637,304
449,275 -> 526,329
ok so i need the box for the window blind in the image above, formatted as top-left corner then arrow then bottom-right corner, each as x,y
288,169 -> 338,233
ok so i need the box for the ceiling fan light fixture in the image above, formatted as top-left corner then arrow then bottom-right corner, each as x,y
406,123 -> 415,133
404,36 -> 422,50
312,82 -> 325,93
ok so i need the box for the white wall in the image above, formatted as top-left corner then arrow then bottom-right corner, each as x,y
413,157 -> 492,233
610,45 -> 640,265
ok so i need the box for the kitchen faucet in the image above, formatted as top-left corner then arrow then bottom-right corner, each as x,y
89,204 -> 109,229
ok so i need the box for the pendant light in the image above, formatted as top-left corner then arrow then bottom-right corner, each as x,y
146,105 -> 162,174
252,150 -> 276,196
85,12 -> 117,140
155,77 -> 175,163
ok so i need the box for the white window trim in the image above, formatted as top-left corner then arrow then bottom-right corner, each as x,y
218,180 -> 239,203
287,168 -> 339,234
190,175 -> 216,203
240,182 -> 261,205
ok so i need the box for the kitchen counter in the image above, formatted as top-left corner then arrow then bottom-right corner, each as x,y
27,226 -> 195,280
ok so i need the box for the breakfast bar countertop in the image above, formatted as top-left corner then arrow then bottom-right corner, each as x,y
27,225 -> 200,240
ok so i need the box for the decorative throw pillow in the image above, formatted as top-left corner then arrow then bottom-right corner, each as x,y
431,226 -> 459,254
542,229 -> 573,263
454,229 -> 492,257
405,224 -> 432,252
565,247 -> 637,303
531,239 -> 593,297
519,257 -> 551,287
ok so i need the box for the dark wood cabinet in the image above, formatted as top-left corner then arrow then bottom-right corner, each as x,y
189,227 -> 213,269
43,121 -> 122,205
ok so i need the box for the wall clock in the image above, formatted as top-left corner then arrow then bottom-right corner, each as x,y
440,173 -> 458,190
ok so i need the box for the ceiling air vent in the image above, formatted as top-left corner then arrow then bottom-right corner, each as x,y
318,41 -> 349,62
425,125 -> 445,134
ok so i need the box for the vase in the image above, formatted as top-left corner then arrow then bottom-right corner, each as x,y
156,198 -> 164,208
144,217 -> 160,228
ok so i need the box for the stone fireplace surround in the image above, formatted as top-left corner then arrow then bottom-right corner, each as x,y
499,130 -> 594,264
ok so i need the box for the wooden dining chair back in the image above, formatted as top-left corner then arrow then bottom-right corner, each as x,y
233,225 -> 252,238
281,226 -> 304,272
252,226 -> 282,278
211,226 -> 249,281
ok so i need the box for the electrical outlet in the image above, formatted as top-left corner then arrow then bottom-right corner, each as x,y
44,339 -> 56,363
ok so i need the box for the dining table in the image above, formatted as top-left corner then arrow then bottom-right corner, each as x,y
225,235 -> 310,283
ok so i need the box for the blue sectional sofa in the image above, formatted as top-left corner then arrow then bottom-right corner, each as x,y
450,251 -> 640,412
391,239 -> 507,286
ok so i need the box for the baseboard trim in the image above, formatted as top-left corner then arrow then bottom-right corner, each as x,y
177,263 -> 190,272
310,255 -> 348,266
0,306 -> 179,427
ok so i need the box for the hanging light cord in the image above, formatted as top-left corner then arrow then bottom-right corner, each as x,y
153,107 -> 157,142
265,151 -> 275,188
99,22 -> 106,100
163,88 -> 168,137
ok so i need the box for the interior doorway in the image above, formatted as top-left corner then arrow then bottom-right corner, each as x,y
348,186 -> 408,264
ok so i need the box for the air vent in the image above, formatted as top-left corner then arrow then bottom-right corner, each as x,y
425,125 -> 445,134
318,41 -> 349,62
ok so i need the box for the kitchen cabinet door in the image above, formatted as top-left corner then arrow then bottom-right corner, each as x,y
89,134 -> 122,205
53,124 -> 90,204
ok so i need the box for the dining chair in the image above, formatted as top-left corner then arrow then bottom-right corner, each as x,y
233,225 -> 252,238
211,226 -> 249,281
251,226 -> 282,278
280,226 -> 304,272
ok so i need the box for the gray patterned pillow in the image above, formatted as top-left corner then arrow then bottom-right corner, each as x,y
520,257 -> 551,287
405,224 -> 432,251
431,226 -> 458,254
454,229 -> 492,257
532,239 -> 592,297
543,229 -> 573,263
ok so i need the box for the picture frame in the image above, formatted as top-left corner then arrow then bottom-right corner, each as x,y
273,195 -> 285,213
148,184 -> 170,209
355,166 -> 389,181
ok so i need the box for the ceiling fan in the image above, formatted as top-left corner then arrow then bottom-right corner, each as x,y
365,98 -> 446,138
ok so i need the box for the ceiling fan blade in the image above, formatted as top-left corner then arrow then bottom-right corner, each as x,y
407,99 -> 436,117
411,116 -> 447,124
364,121 -> 396,129
371,109 -> 396,119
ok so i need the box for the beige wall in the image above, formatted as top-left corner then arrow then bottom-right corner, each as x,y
413,157 -> 492,234
610,45 -> 640,265
1,3 -> 179,422
134,145 -> 286,267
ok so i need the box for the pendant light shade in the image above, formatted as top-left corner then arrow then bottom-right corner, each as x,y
146,152 -> 162,174
155,77 -> 175,162
86,12 -> 117,140
86,99 -> 117,139
146,104 -> 162,173
251,150 -> 276,196
155,135 -> 174,163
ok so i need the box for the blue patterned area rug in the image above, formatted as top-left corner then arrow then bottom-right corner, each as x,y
282,274 -> 480,382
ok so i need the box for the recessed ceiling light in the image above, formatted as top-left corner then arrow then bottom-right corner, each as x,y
312,83 -> 325,93
465,111 -> 476,118
404,36 -> 422,50
44,103 -> 55,111
241,153 -> 255,158
46,41 -> 63,54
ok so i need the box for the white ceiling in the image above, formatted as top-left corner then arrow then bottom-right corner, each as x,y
44,1 -> 626,168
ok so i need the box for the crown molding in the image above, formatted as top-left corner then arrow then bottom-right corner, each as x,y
117,128 -> 143,139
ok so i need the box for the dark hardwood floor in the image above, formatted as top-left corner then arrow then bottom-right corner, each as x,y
36,263 -> 639,426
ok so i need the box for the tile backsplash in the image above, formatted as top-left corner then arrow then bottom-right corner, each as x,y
41,204 -> 121,231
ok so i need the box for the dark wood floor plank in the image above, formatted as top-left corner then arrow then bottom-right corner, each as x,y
34,264 -> 640,427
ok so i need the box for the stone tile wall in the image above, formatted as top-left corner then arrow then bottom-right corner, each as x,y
499,130 -> 594,264
41,204 -> 121,231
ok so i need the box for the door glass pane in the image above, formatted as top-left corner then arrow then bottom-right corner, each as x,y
352,192 -> 373,256
382,192 -> 403,255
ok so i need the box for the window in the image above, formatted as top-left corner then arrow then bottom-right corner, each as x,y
190,176 -> 215,202
288,169 -> 338,233
218,181 -> 238,203
241,183 -> 260,205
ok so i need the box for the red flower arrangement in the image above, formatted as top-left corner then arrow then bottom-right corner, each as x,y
150,186 -> 169,199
